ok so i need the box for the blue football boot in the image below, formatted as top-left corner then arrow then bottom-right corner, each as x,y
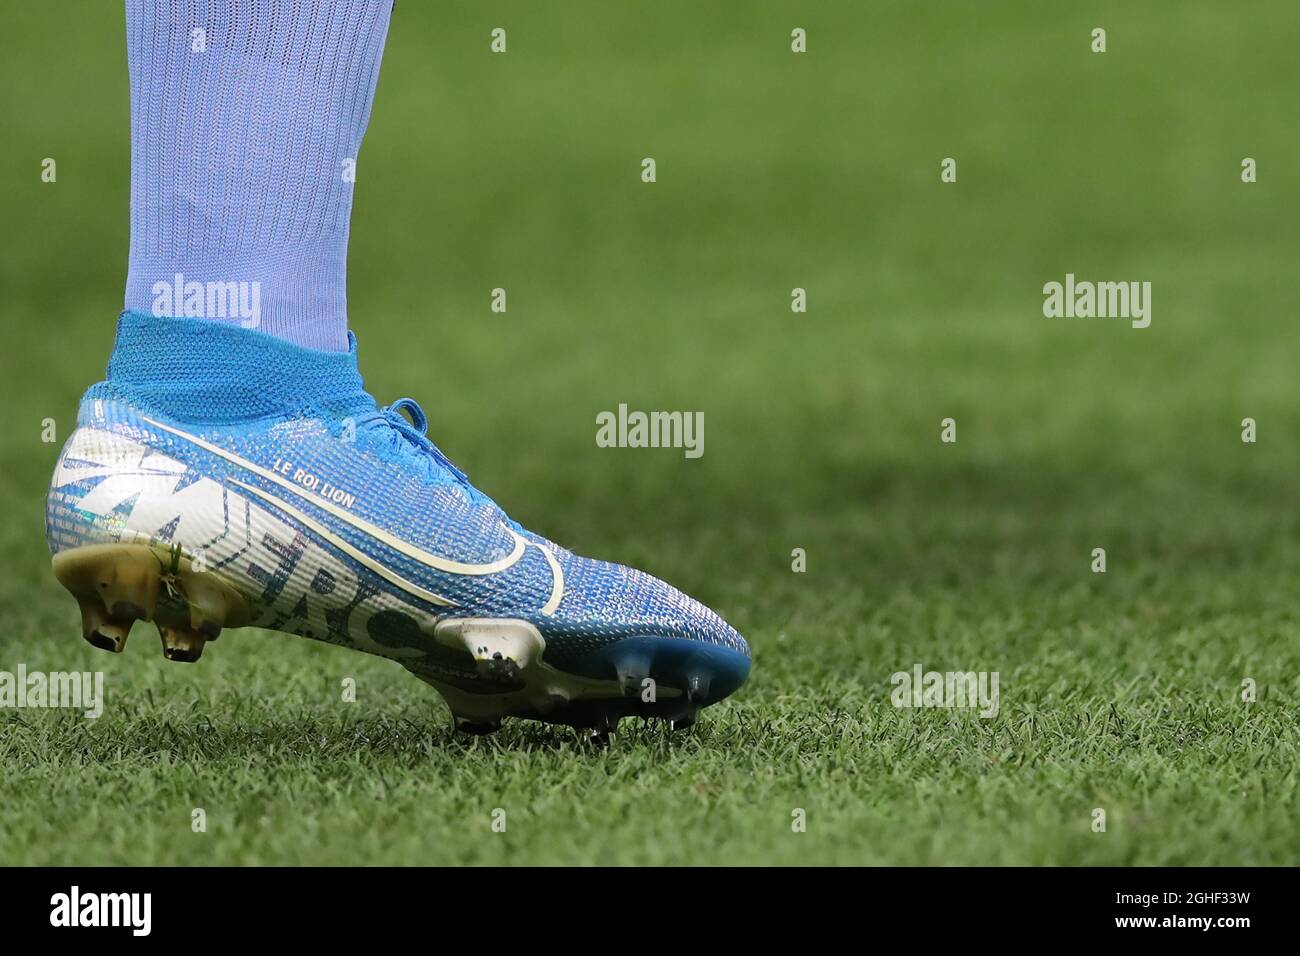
46,312 -> 751,738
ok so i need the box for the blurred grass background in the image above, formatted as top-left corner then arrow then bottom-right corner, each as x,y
0,1 -> 1297,864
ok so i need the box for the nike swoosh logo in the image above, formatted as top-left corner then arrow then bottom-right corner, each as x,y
142,416 -> 564,615
230,477 -> 457,608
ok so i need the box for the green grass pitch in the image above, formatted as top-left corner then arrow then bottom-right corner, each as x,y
0,1 -> 1297,865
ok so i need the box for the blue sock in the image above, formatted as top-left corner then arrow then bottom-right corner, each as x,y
124,0 -> 393,352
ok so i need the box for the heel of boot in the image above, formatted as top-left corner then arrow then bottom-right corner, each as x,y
52,543 -> 253,662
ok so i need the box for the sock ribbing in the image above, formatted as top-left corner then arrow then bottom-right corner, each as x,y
124,0 -> 394,351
